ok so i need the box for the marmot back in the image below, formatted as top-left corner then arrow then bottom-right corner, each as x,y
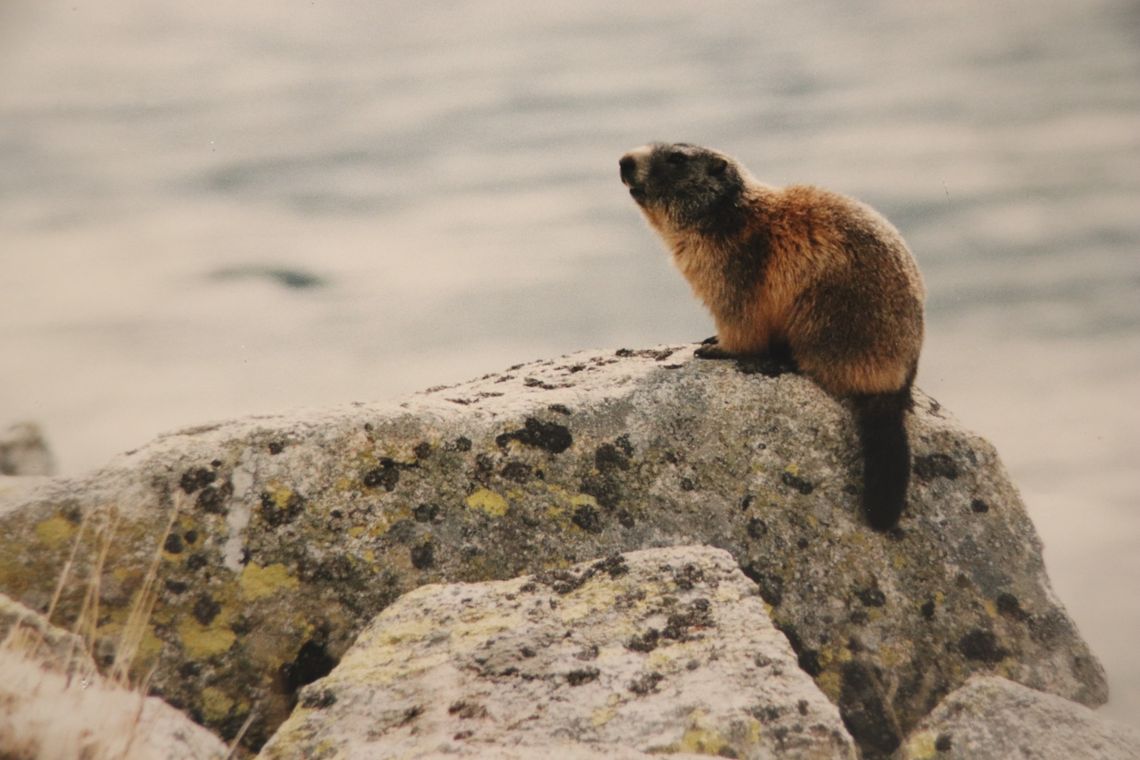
620,142 -> 925,530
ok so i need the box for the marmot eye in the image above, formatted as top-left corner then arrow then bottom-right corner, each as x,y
666,151 -> 687,165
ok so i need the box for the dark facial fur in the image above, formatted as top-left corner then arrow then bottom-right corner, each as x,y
619,143 -> 746,234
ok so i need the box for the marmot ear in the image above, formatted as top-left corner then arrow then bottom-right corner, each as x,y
709,156 -> 728,176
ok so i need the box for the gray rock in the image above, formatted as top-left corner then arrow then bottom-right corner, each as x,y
0,346 -> 1107,757
0,421 -> 55,476
899,676 -> 1140,760
259,545 -> 858,759
0,592 -> 229,760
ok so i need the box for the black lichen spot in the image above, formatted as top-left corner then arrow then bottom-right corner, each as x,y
398,705 -> 423,726
781,471 -> 815,495
566,667 -> 600,686
412,441 -> 432,460
300,689 -> 337,709
281,640 -> 338,696
572,504 -> 603,534
627,629 -> 660,653
914,454 -> 959,481
179,661 -> 201,678
856,587 -> 886,608
662,599 -> 713,641
500,461 -> 533,483
180,467 -> 216,494
192,594 -> 221,626
495,417 -> 572,454
617,510 -> 635,528
997,592 -> 1030,622
921,599 -> 936,620
164,533 -> 184,554
958,629 -> 1007,663
679,476 -> 696,491
184,529 -> 199,545
580,475 -> 622,509
448,700 -> 489,719
453,436 -> 472,452
362,458 -> 400,491
268,441 -> 285,455
671,563 -> 705,591
548,403 -> 572,415
196,481 -> 233,515
838,660 -> 901,757
628,672 -> 665,695
746,517 -> 768,539
186,553 -> 208,572
259,490 -> 305,527
935,733 -> 953,752
413,503 -> 441,523
595,442 -> 630,473
971,498 -> 990,513
740,494 -> 755,511
411,542 -> 435,570
164,579 -> 188,594
593,554 -> 629,579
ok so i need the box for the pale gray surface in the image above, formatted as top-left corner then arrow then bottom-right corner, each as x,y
1,0 -> 1137,729
260,546 -> 857,760
900,676 -> 1140,760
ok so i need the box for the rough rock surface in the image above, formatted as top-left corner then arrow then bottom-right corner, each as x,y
0,346 -> 1107,756
259,545 -> 857,759
0,593 -> 229,760
0,421 -> 55,476
899,676 -> 1140,760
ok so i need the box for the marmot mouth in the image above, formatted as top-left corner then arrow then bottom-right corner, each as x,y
628,187 -> 647,203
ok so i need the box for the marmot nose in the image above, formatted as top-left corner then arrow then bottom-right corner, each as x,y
619,155 -> 637,184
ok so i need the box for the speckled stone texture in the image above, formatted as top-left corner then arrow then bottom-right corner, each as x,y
899,676 -> 1140,760
259,545 -> 857,759
0,346 -> 1108,757
1,593 -> 229,760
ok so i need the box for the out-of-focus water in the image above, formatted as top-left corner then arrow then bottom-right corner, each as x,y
2,0 -> 1138,726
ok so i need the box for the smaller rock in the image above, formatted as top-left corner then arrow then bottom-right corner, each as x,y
259,546 -> 857,759
0,422 -> 55,476
899,676 -> 1140,760
0,593 -> 228,760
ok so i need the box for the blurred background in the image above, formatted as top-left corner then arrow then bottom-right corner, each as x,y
1,0 -> 1137,726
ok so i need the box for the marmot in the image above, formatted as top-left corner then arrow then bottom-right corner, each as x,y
619,142 -> 925,530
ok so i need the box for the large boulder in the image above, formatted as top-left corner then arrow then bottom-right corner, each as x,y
259,545 -> 858,759
0,346 -> 1107,757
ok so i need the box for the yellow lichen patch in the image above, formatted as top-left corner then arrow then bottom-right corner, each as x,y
816,670 -> 842,701
903,730 -> 938,759
591,703 -> 618,727
465,488 -> 508,517
200,686 -> 235,724
240,562 -> 300,601
677,723 -> 731,756
179,616 -> 237,659
34,515 -> 76,548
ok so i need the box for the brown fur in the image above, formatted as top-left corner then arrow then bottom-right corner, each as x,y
627,150 -> 924,397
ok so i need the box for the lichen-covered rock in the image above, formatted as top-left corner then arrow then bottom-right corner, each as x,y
0,421 -> 55,476
899,676 -> 1140,760
259,545 -> 857,759
0,594 -> 228,760
0,346 -> 1107,756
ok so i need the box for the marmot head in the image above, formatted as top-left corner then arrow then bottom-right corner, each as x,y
619,143 -> 746,234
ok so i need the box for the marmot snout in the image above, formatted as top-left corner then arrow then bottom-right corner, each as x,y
621,142 -> 925,531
